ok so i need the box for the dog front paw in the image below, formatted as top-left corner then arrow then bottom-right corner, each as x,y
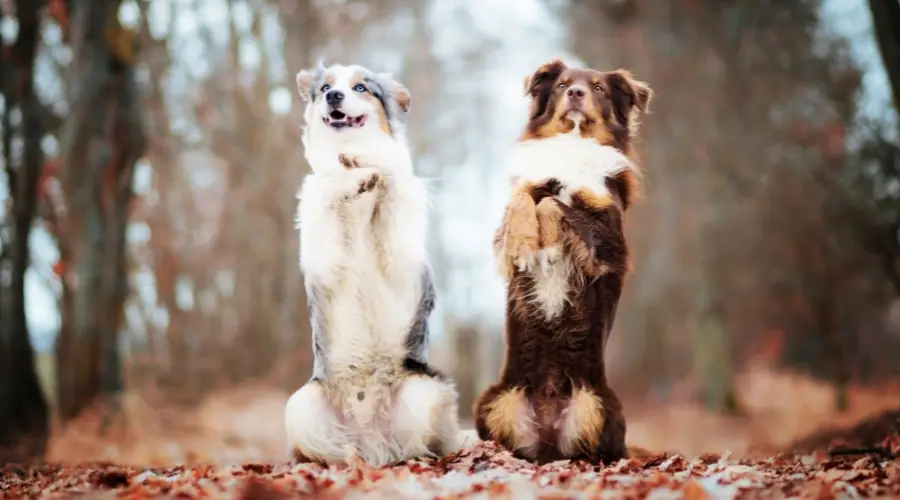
356,172 -> 380,195
339,153 -> 362,170
506,192 -> 539,272
536,197 -> 563,250
530,178 -> 564,203
336,168 -> 380,202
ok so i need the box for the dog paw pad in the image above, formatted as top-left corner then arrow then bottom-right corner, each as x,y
338,154 -> 356,169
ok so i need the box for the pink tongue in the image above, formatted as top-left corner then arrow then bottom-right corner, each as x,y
353,115 -> 367,127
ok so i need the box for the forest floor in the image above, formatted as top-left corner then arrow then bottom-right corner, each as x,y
2,369 -> 899,498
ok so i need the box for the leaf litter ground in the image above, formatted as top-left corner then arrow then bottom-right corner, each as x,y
3,433 -> 899,499
3,374 -> 900,499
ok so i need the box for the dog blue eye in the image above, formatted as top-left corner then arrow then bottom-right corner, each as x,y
321,84 -> 331,92
557,82 -> 566,88
354,84 -> 367,92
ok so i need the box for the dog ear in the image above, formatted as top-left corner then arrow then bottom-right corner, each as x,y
608,69 -> 652,114
523,58 -> 567,96
296,70 -> 317,102
524,58 -> 567,120
388,79 -> 411,113
376,73 -> 411,113
606,69 -> 652,136
296,59 -> 326,103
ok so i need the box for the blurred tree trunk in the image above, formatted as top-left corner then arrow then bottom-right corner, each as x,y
818,295 -> 848,411
868,0 -> 900,299
56,0 -> 144,422
868,0 -> 900,129
273,0 -> 322,383
693,188 -> 739,414
693,282 -> 738,414
0,0 -> 50,463
215,6 -> 278,382
135,2 -> 190,391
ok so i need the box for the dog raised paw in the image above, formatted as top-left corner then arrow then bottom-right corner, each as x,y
536,197 -> 563,249
336,168 -> 380,203
339,153 -> 362,170
506,192 -> 539,272
357,172 -> 380,195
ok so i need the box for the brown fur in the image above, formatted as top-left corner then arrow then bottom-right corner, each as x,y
475,59 -> 652,464
561,389 -> 607,456
481,387 -> 532,449
384,79 -> 411,113
494,189 -> 540,281
536,197 -> 563,249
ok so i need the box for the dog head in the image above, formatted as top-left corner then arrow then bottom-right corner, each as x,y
296,61 -> 412,173
521,58 -> 652,154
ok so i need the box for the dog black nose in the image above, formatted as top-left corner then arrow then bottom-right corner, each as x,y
325,90 -> 344,105
567,87 -> 585,99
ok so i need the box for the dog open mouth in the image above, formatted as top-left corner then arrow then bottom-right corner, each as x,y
323,110 -> 367,129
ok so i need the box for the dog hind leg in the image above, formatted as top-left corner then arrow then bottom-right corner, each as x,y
390,375 -> 461,461
284,381 -> 349,464
556,387 -> 627,463
474,384 -> 539,460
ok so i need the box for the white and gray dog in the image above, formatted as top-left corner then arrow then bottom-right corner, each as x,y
285,61 -> 462,466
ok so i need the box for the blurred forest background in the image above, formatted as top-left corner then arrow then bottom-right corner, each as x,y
1,0 -> 900,466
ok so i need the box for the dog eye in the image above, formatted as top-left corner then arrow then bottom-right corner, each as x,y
557,82 -> 567,89
321,84 -> 331,92
353,84 -> 367,92
593,84 -> 603,92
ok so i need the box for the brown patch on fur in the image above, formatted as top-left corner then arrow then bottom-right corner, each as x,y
349,72 -> 393,135
561,389 -> 606,455
503,191 -> 540,272
475,59 -> 653,464
609,169 -> 642,211
386,79 -> 411,113
295,70 -> 317,101
493,206 -> 513,280
370,96 -> 392,135
493,181 -> 551,278
572,187 -> 615,211
480,387 -> 531,446
536,197 -> 563,249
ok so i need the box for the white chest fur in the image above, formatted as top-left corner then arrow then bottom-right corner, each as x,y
296,169 -> 429,372
505,135 -> 632,320
508,134 -> 633,204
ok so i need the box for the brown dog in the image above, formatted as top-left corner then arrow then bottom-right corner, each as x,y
474,58 -> 652,464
